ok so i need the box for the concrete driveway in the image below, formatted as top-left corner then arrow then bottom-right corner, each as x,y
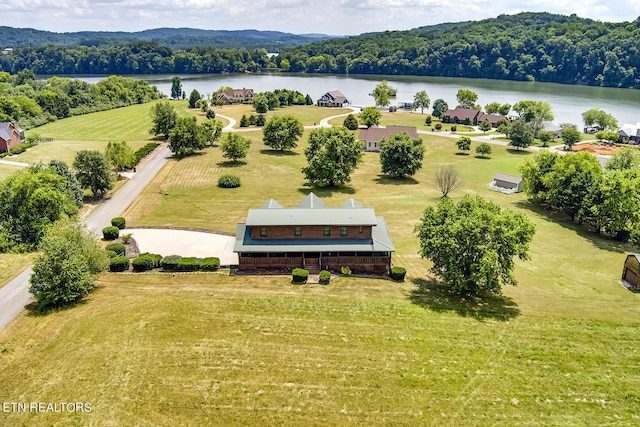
126,228 -> 239,266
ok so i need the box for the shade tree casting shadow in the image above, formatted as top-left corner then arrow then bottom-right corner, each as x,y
408,278 -> 520,322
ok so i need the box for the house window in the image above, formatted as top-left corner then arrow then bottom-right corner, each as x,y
341,226 -> 348,236
359,226 -> 363,233
260,227 -> 267,237
323,226 -> 331,236
294,226 -> 302,236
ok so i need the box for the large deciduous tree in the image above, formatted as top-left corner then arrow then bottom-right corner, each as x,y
371,80 -> 395,107
168,116 -> 208,156
456,89 -> 479,109
149,100 -> 178,138
582,108 -> 618,130
0,165 -> 79,252
509,119 -> 534,149
560,124 -> 581,150
221,133 -> 252,163
359,106 -> 381,128
476,142 -> 492,158
104,140 -> 134,171
415,195 -> 535,295
252,93 -> 269,113
379,132 -> 425,178
302,127 -> 362,187
73,150 -> 113,198
413,90 -> 430,114
262,115 -> 304,151
513,100 -> 553,135
605,147 -> 640,171
519,150 -> 559,203
202,118 -> 223,146
456,136 -> 471,153
29,218 -> 108,310
432,98 -> 448,119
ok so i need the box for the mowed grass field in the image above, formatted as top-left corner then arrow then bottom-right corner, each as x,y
1,104 -> 639,425
213,103 -> 352,128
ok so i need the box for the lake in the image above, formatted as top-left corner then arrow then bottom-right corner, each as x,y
81,73 -> 640,126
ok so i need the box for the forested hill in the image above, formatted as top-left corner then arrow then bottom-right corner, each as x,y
278,12 -> 640,89
0,26 -> 335,50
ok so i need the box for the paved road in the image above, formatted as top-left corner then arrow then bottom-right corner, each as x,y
0,146 -> 172,330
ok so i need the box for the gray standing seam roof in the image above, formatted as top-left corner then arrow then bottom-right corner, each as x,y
493,173 -> 522,184
246,208 -> 377,226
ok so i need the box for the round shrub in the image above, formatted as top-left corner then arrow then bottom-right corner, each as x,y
390,266 -> 407,282
319,270 -> 331,285
105,250 -> 118,258
105,243 -> 126,256
109,256 -> 130,272
218,174 -> 241,188
200,257 -> 221,271
132,256 -> 154,272
111,217 -> 126,229
292,268 -> 309,284
161,255 -> 182,271
102,226 -> 119,241
340,266 -> 352,276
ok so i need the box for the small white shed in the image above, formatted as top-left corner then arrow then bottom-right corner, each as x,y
489,173 -> 523,194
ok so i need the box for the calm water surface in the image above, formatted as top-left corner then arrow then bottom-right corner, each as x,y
82,73 -> 640,126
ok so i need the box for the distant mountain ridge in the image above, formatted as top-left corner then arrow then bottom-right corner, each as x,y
0,26 -> 338,50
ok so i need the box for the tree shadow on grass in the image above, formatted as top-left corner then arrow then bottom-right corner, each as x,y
25,298 -> 89,318
454,152 -> 470,156
297,184 -> 356,196
408,278 -> 520,322
514,200 -> 628,254
506,149 -> 532,155
260,149 -> 300,156
217,160 -> 247,168
474,155 -> 491,160
171,152 -> 205,161
375,175 -> 419,185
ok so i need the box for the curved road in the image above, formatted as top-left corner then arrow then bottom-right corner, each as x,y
0,146 -> 173,330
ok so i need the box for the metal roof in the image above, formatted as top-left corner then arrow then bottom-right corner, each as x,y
260,199 -> 283,209
234,216 -> 395,253
246,208 -> 377,226
493,172 -> 522,184
341,198 -> 363,209
295,193 -> 329,209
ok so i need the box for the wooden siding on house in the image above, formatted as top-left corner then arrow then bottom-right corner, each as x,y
251,225 -> 372,240
623,255 -> 640,288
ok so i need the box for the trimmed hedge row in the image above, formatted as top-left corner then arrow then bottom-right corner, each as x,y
105,243 -> 125,256
390,266 -> 407,282
132,253 -> 162,272
125,142 -> 159,168
159,255 -> 220,272
292,268 -> 309,284
111,217 -> 126,229
105,250 -> 118,258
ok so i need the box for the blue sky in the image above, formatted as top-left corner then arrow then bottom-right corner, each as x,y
1,0 -> 637,35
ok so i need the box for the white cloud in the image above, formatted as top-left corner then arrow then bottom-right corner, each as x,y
0,0 -> 635,34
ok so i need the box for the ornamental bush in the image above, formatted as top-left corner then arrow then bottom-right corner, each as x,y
177,257 -> 200,271
111,217 -> 126,229
218,174 -> 241,188
132,256 -> 154,272
139,252 -> 162,268
319,270 -> 331,285
390,266 -> 407,282
102,226 -> 119,240
109,256 -> 130,272
105,250 -> 118,258
200,257 -> 221,271
292,268 -> 309,284
160,255 -> 182,271
105,242 -> 125,256
340,266 -> 352,276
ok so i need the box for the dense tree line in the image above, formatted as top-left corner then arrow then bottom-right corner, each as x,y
520,149 -> 640,245
278,12 -> 640,89
0,70 -> 160,128
0,41 -> 273,75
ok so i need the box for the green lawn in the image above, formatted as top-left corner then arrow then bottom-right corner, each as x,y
0,253 -> 35,289
213,104 -> 352,128
0,274 -> 638,425
328,110 -> 475,132
1,109 -> 639,425
0,163 -> 23,181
